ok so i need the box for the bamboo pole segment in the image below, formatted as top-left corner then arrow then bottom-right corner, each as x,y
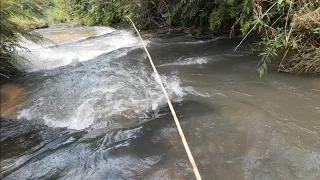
127,17 -> 202,180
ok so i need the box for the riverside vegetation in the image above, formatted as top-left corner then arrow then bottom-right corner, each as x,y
1,0 -> 319,78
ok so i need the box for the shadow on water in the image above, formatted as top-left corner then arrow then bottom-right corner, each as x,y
1,96 -> 265,180
1,100 -> 249,179
1,99 -> 237,179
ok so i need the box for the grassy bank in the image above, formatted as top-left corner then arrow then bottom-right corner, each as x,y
1,0 -> 319,78
9,17 -> 48,29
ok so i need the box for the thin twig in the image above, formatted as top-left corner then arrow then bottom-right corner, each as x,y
230,18 -> 240,38
284,1 -> 293,47
234,2 -> 277,51
0,73 -> 9,79
127,17 -> 202,180
278,48 -> 290,71
161,0 -> 171,34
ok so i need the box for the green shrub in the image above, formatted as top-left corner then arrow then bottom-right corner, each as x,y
47,0 -> 171,28
169,0 -> 319,76
251,0 -> 320,76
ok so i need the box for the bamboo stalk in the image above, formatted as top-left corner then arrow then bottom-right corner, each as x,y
127,17 -> 202,180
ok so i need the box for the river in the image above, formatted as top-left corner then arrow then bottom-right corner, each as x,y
1,25 -> 319,179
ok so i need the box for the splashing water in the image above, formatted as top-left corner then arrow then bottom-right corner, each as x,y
19,27 -> 139,72
17,26 -> 185,130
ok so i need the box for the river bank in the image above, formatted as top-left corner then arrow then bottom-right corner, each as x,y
1,0 -> 319,78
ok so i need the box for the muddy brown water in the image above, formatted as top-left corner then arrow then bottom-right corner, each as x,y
0,26 -> 319,179
0,84 -> 26,117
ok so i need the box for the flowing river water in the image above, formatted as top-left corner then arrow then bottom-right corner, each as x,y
1,26 -> 320,180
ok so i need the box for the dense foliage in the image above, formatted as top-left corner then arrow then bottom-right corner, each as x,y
1,0 -> 319,77
46,0 -> 171,28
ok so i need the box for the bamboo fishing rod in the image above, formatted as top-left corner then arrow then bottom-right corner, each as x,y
127,17 -> 202,180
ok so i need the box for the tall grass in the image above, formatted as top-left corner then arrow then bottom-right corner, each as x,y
253,0 -> 320,76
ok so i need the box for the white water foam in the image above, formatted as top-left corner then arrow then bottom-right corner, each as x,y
150,37 -> 221,45
17,38 -> 185,130
17,72 -> 185,130
184,86 -> 211,97
19,26 -> 116,50
19,29 -> 140,72
158,57 -> 208,67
